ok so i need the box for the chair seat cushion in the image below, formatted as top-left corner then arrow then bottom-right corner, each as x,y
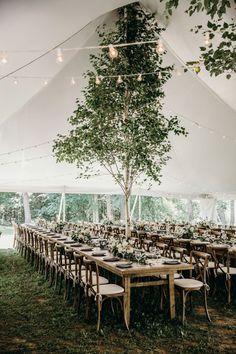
160,273 -> 181,280
82,274 -> 108,285
183,256 -> 196,264
174,278 -> 203,289
92,283 -> 124,295
218,267 -> 236,275
208,261 -> 224,269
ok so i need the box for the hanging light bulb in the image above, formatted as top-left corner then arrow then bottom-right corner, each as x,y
95,76 -> 101,85
204,32 -> 211,46
155,39 -> 164,54
13,78 -> 18,85
137,74 -> 142,82
194,63 -> 201,74
71,77 -> 76,86
108,44 -> 118,59
56,48 -> 63,63
175,69 -> 181,76
1,52 -> 8,64
117,75 -> 123,84
157,72 -> 162,79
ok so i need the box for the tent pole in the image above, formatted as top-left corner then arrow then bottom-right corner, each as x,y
138,195 -> 142,221
62,192 -> 66,222
22,192 -> 31,224
57,193 -> 63,221
131,195 -> 138,219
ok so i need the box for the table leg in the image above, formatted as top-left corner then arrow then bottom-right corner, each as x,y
123,276 -> 131,327
168,272 -> 176,320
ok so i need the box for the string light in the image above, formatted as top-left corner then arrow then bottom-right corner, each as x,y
108,44 -> 118,59
194,63 -> 201,74
155,39 -> 164,54
137,74 -> 142,82
95,76 -> 101,85
117,75 -> 123,84
204,33 -> 211,46
175,69 -> 181,76
0,154 -> 52,166
158,72 -> 162,79
71,77 -> 76,86
0,140 -> 52,157
167,108 -> 236,143
43,79 -> 48,86
13,78 -> 18,85
1,51 -> 8,64
56,48 -> 63,63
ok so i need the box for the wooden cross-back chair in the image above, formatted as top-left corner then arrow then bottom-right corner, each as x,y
218,248 -> 236,304
83,259 -> 128,332
174,250 -> 211,324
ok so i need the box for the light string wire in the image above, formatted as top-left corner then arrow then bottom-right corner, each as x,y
0,14 -> 107,82
0,34 -> 160,82
1,39 -> 159,54
0,140 -> 53,157
0,154 -> 52,166
167,108 -> 236,143
9,70 -> 161,80
0,149 -> 231,197
0,106 -> 235,160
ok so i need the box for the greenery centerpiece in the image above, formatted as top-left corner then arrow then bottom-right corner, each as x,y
182,223 -> 195,239
108,236 -> 147,264
53,3 -> 187,237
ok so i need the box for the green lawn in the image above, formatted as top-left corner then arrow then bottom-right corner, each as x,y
0,250 -> 235,354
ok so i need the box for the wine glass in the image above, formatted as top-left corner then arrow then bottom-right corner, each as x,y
135,250 -> 142,264
149,246 -> 156,258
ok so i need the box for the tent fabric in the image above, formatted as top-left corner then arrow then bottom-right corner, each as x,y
0,0 -> 236,198
199,198 -> 218,223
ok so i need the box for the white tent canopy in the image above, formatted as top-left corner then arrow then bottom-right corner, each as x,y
0,0 -> 236,199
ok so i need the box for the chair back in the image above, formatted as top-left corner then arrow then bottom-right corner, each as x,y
190,251 -> 211,284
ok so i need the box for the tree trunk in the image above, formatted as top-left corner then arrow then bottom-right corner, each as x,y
22,192 -> 31,224
138,195 -> 142,221
124,193 -> 131,238
230,200 -> 235,226
120,195 -> 125,221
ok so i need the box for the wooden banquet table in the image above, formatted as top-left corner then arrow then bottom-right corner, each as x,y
34,229 -> 193,326
77,250 -> 193,325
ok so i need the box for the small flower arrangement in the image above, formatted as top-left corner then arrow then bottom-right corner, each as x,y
108,237 -> 147,264
71,227 -> 91,244
182,224 -> 195,239
101,218 -> 113,225
35,218 -> 47,228
55,221 -> 67,233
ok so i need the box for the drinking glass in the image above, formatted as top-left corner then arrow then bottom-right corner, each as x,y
149,246 -> 156,258
135,250 -> 142,264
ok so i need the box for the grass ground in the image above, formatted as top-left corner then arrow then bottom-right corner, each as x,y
0,250 -> 235,354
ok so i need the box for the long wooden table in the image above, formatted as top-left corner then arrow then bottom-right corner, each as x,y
32,228 -> 193,326
76,249 -> 193,325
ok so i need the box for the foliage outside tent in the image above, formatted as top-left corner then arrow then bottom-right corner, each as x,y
0,192 -> 235,227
